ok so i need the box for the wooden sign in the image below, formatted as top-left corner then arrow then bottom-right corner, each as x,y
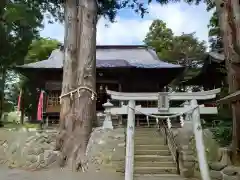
158,92 -> 169,112
45,81 -> 62,90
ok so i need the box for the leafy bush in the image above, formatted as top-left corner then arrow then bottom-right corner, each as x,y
211,121 -> 232,146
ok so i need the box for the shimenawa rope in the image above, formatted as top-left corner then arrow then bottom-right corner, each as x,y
59,86 -> 97,103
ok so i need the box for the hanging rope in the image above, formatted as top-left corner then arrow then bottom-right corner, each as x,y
127,104 -> 199,119
126,104 -> 199,129
180,115 -> 184,127
59,86 -> 97,103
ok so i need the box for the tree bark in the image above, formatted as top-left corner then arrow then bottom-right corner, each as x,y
0,67 -> 6,121
20,89 -> 24,125
56,0 -> 97,171
215,0 -> 240,161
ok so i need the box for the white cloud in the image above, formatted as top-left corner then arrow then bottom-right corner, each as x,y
40,2 -> 213,45
96,17 -> 152,45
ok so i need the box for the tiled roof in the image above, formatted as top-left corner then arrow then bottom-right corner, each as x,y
19,45 -> 182,69
208,52 -> 224,62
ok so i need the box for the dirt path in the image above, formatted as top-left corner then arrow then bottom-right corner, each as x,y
0,166 -> 124,180
0,166 -> 199,180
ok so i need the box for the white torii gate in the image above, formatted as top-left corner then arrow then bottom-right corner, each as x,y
102,88 -> 220,180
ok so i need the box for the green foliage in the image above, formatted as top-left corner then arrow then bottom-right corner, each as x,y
190,130 -> 220,162
4,71 -> 20,112
208,11 -> 222,51
211,121 -> 232,147
0,0 -> 53,117
144,19 -> 206,87
19,38 -> 60,117
25,37 -> 60,63
0,1 -> 43,67
217,87 -> 232,121
144,20 -> 206,66
2,37 -> 60,116
144,20 -> 174,61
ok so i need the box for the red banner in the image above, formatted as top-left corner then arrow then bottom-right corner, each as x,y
37,91 -> 44,121
17,90 -> 22,112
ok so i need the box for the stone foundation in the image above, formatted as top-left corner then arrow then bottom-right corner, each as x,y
0,127 -> 126,172
173,123 -> 221,178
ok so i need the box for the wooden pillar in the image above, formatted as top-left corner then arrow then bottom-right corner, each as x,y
20,90 -> 24,125
231,67 -> 240,157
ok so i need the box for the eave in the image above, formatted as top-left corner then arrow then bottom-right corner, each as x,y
217,90 -> 240,104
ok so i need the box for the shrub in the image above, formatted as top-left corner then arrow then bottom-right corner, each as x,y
211,121 -> 232,147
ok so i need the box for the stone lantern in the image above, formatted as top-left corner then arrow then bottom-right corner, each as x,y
102,99 -> 114,129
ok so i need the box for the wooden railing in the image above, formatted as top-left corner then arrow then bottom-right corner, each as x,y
157,114 -> 180,174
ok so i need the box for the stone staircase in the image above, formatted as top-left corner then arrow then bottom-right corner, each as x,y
134,127 -> 178,177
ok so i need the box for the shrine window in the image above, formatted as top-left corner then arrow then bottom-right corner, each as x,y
47,91 -> 61,106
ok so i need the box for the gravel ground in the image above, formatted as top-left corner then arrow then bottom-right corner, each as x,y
0,166 -> 124,180
0,166 -> 198,180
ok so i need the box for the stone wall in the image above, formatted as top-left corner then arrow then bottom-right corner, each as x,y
86,127 -> 125,172
209,163 -> 240,180
172,122 -> 196,178
0,127 -> 126,172
173,123 -> 220,178
0,130 -> 59,169
173,124 -> 240,180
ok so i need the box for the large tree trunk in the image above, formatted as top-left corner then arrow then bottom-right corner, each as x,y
56,0 -> 97,171
215,0 -> 240,161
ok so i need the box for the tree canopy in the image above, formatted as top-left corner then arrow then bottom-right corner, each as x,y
0,0 -> 62,117
144,19 -> 207,67
3,38 -> 60,114
25,37 -> 60,64
208,11 -> 222,51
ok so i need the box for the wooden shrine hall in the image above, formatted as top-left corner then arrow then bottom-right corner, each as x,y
15,45 -> 184,121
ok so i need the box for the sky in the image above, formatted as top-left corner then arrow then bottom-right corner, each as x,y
40,2 -> 213,47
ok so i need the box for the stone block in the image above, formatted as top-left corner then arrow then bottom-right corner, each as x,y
27,155 -> 38,163
183,161 -> 195,168
222,166 -> 239,176
180,168 -> 194,178
45,151 -> 59,166
33,147 -> 44,155
38,153 -> 45,164
28,162 -> 39,170
182,154 -> 195,162
210,170 -> 223,180
181,150 -> 194,156
209,162 -> 227,171
27,148 -> 35,155
223,174 -> 239,180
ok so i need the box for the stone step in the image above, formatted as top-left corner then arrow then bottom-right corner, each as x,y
134,155 -> 174,162
134,174 -> 186,180
135,131 -> 160,136
136,127 -> 156,130
135,149 -> 171,156
136,123 -> 158,126
134,136 -> 163,140
134,139 -> 165,145
134,134 -> 161,137
135,130 -> 159,133
135,129 -> 160,134
135,144 -> 169,150
134,161 -> 176,167
134,166 -> 177,174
